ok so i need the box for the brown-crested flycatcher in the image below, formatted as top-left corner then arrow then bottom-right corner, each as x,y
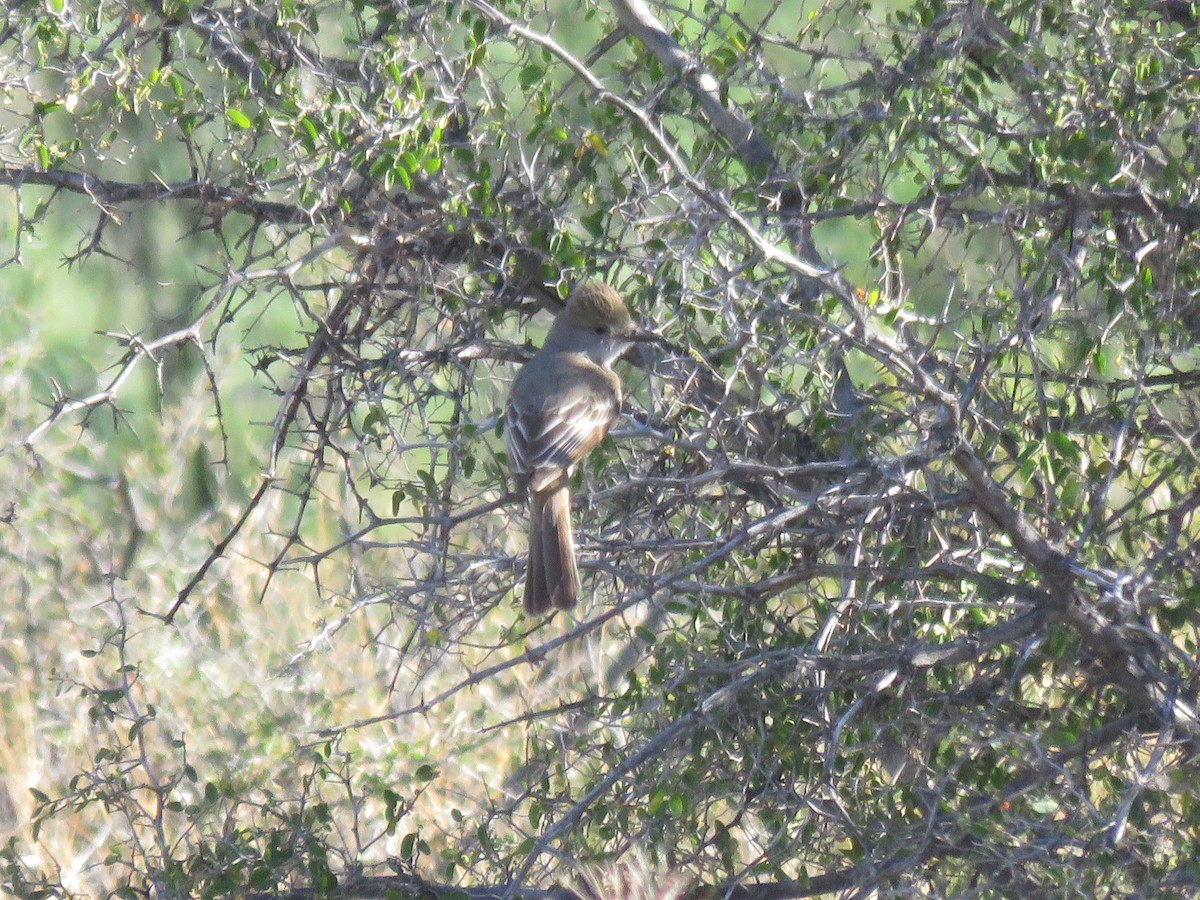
505,282 -> 654,615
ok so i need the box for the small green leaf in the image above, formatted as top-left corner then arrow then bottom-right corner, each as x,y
369,154 -> 394,179
226,108 -> 252,129
519,65 -> 545,90
1030,796 -> 1058,814
363,406 -> 385,431
1048,431 -> 1078,459
298,116 -> 318,144
400,832 -> 417,860
581,209 -> 605,237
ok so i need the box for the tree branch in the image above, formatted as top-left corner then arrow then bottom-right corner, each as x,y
606,0 -> 774,168
953,440 -> 1200,736
0,166 -> 316,224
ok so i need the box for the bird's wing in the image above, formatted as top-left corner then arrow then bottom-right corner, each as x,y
506,358 -> 621,477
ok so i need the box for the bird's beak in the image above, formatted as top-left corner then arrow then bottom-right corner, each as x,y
629,326 -> 663,345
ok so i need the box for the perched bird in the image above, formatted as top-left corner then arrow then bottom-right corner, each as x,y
505,282 -> 654,615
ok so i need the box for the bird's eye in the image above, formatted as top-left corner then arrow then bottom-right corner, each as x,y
594,325 -> 608,335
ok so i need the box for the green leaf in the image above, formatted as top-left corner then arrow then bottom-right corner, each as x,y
1048,431 -> 1078,459
369,154 -> 393,179
400,831 -> 418,859
226,108 -> 252,129
1030,796 -> 1059,814
519,65 -> 545,90
298,116 -> 318,147
581,209 -> 605,237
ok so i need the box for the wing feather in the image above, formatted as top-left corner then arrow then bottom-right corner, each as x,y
506,355 -> 621,476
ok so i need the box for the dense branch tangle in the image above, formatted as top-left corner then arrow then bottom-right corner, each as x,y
2,1 -> 1199,898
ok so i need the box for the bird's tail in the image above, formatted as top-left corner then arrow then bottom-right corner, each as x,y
525,484 -> 579,615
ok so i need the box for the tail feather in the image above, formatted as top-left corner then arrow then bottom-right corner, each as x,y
543,486 -> 579,610
524,496 -> 550,615
525,485 -> 579,614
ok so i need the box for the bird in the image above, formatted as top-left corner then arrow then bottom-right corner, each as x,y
505,282 -> 654,615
